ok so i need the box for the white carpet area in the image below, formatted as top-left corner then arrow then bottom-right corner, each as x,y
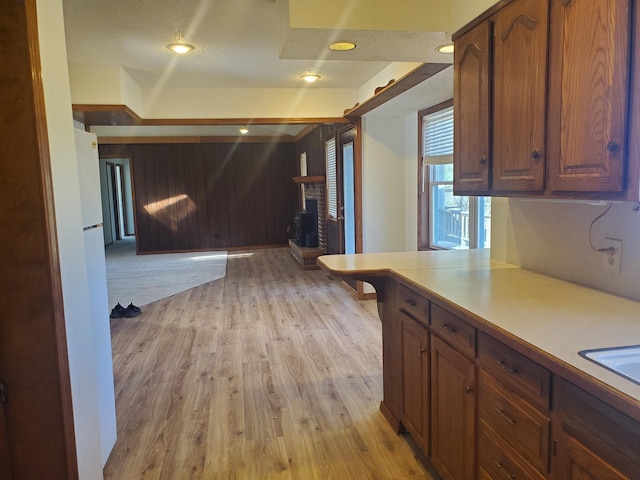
105,237 -> 227,308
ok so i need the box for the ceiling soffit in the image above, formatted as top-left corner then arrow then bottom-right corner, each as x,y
278,0 -> 452,62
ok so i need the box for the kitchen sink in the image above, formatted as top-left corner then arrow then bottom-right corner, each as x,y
579,345 -> 640,386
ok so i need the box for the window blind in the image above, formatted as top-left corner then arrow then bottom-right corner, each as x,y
325,137 -> 337,219
422,106 -> 454,165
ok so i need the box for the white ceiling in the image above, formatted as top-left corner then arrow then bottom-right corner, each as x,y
62,0 -> 454,133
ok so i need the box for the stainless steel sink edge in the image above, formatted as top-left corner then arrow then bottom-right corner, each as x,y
579,345 -> 640,387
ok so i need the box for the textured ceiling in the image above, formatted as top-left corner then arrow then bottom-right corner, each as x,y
62,0 -> 454,136
63,0 -> 389,89
62,0 -> 452,90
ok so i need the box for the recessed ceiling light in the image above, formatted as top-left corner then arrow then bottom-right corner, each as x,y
436,43 -> 454,54
166,43 -> 195,54
239,127 -> 249,135
329,41 -> 356,51
301,74 -> 321,83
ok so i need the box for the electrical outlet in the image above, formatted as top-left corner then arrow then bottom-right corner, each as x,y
602,238 -> 623,274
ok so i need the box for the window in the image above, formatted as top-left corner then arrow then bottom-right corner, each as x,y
300,152 -> 307,209
325,137 -> 338,219
419,102 -> 491,250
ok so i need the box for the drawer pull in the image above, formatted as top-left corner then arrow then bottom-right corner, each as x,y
441,323 -> 457,334
496,359 -> 518,375
494,461 -> 517,479
495,407 -> 516,424
405,298 -> 417,307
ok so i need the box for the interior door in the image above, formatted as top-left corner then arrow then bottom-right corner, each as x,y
326,125 -> 358,256
325,134 -> 343,254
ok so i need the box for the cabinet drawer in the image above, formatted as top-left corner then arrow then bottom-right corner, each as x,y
479,372 -> 550,474
478,333 -> 550,410
478,421 -> 546,480
398,284 -> 428,324
430,303 -> 476,358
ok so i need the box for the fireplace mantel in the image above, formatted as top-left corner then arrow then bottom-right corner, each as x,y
292,175 -> 325,184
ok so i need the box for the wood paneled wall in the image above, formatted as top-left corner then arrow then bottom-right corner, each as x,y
100,142 -> 298,253
295,124 -> 337,176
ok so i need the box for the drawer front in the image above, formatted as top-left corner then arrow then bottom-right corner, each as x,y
398,284 -> 429,324
478,332 -> 551,410
478,421 -> 546,480
479,372 -> 550,474
430,303 -> 476,358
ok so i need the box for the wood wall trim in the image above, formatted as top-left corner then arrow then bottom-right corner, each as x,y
72,104 -> 142,126
344,63 -> 452,119
292,175 -> 325,184
140,117 -> 350,126
98,135 -> 297,145
72,104 -> 349,129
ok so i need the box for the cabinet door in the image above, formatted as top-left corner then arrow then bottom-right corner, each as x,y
399,311 -> 430,453
492,0 -> 548,192
431,336 -> 476,480
557,434 -> 626,480
454,20 -> 491,194
547,0 -> 630,193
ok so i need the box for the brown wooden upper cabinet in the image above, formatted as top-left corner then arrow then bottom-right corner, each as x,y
547,0 -> 630,193
453,0 -> 637,200
454,20 -> 491,193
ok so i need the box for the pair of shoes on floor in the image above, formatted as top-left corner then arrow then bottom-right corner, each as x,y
110,302 -> 142,319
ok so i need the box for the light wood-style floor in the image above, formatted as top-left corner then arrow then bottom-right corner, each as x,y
104,248 -> 431,479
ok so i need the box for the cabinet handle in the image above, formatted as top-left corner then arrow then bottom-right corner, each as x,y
531,150 -> 541,160
405,298 -> 417,307
441,323 -> 457,334
494,461 -> 517,479
607,141 -> 619,152
495,407 -> 516,424
495,359 -> 518,375
420,347 -> 427,354
464,385 -> 473,394
480,155 -> 487,164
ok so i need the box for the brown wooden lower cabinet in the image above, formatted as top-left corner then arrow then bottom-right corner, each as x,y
382,280 -> 640,480
430,335 -> 476,480
399,311 -> 430,453
553,377 -> 640,479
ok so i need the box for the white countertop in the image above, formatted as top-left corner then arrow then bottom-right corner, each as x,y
318,249 -> 640,414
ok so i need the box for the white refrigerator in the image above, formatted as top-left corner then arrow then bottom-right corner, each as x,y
74,128 -> 117,465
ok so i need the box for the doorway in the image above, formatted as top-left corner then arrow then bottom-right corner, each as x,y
100,157 -> 134,245
324,123 -> 364,294
326,124 -> 361,255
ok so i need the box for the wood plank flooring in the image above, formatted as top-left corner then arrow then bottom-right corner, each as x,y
104,248 -> 431,479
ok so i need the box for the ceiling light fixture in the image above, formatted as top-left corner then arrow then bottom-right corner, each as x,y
166,43 -> 195,54
329,41 -> 356,51
301,74 -> 321,83
239,127 -> 249,134
436,43 -> 454,54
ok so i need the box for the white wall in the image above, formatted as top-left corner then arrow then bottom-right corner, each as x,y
361,116 -> 408,253
404,112 -> 419,251
498,199 -> 640,301
37,0 -> 116,477
448,0 -> 496,32
141,86 -> 356,119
